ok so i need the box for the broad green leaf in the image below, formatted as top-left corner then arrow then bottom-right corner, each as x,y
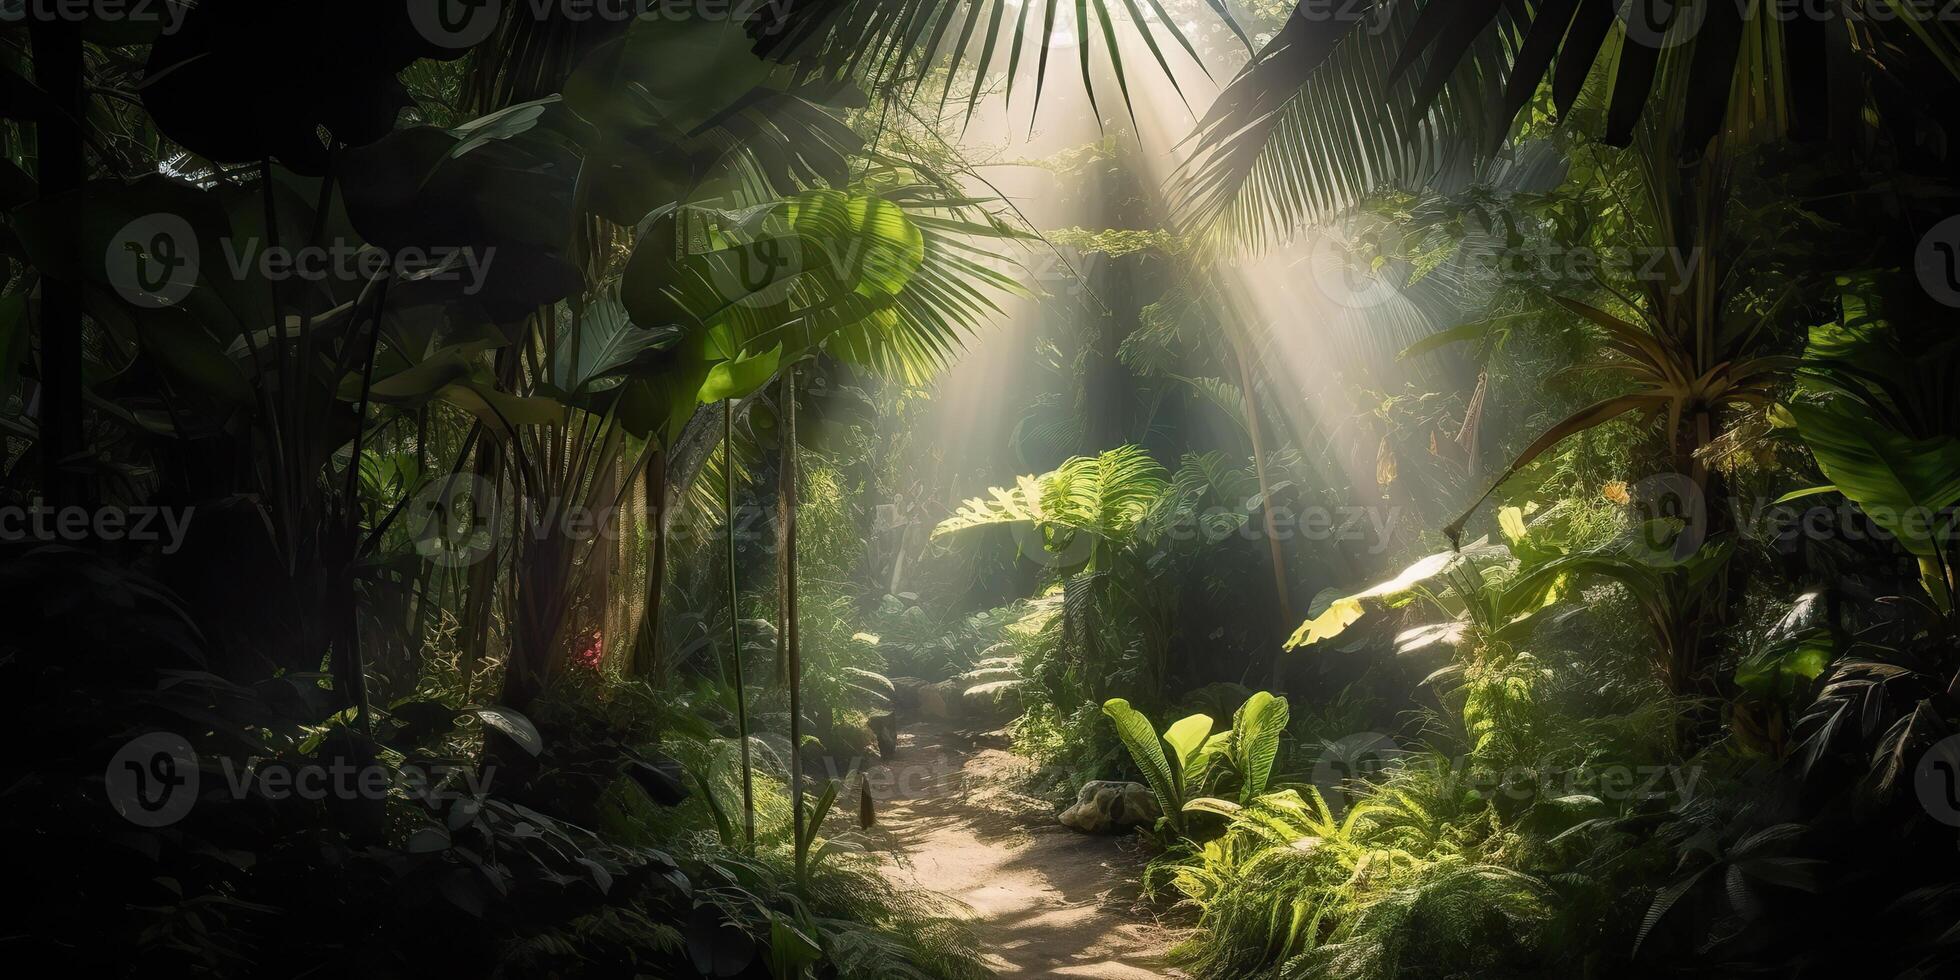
1788,400 -> 1960,558
1288,597 -> 1365,649
1231,692 -> 1289,803
1287,551 -> 1456,649
1163,713 -> 1215,780
1773,485 -> 1840,505
767,916 -> 823,977
441,383 -> 565,441
1102,698 -> 1184,833
554,295 -> 680,396
1498,506 -> 1529,545
786,191 -> 925,299
698,344 -> 783,403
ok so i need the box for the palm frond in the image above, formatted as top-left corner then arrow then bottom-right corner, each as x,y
752,0 -> 1232,124
1176,1 -> 1519,249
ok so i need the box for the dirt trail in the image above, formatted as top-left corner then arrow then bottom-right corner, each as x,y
863,722 -> 1188,979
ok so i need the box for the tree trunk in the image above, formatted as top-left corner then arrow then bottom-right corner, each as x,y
779,369 -> 806,884
1229,330 -> 1294,687
722,403 -> 756,851
31,23 -> 84,511
633,451 -> 668,681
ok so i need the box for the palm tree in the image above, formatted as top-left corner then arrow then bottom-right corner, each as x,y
1180,1 -> 1960,244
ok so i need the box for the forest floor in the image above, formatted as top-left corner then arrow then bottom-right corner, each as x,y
863,722 -> 1189,978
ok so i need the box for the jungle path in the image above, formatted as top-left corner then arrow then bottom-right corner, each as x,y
864,722 -> 1188,979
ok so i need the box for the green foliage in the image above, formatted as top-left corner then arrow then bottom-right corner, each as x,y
1103,698 -> 1212,836
934,445 -> 1171,566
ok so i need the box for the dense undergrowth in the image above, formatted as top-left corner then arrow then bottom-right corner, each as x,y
10,2 -> 1960,978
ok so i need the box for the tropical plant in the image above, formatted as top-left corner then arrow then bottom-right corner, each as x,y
1782,273 -> 1960,613
1102,697 -> 1219,836
1291,502 -> 1731,695
1184,690 -> 1293,811
935,445 -> 1171,567
1180,0 -> 1960,243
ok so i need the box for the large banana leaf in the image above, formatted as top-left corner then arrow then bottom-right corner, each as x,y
549,295 -> 681,399
1786,400 -> 1960,561
1286,550 -> 1457,649
562,15 -> 864,221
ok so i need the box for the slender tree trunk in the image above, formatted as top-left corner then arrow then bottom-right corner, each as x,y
779,369 -> 806,884
461,350 -> 516,704
408,408 -> 435,678
32,23 -> 84,511
633,450 -> 668,681
723,403 -> 755,852
1229,331 -> 1294,687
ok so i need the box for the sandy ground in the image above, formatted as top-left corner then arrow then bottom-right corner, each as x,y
861,722 -> 1190,979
